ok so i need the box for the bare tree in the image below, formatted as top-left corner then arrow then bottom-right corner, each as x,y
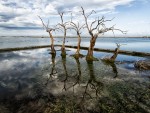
38,16 -> 56,54
58,12 -> 69,57
80,7 -> 126,61
103,43 -> 125,62
70,16 -> 85,58
110,43 -> 121,61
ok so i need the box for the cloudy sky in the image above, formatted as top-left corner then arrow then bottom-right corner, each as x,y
0,0 -> 150,36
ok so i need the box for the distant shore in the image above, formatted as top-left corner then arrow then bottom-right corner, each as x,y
0,36 -> 150,38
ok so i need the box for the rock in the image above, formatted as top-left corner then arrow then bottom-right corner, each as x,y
134,60 -> 150,70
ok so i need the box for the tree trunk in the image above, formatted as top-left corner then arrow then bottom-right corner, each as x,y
110,48 -> 119,61
86,36 -> 97,60
76,35 -> 81,54
72,34 -> 84,59
49,32 -> 56,54
61,29 -> 66,57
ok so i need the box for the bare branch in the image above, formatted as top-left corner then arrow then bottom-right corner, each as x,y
79,23 -> 86,30
113,28 -> 127,34
90,19 -> 97,30
70,22 -> 78,30
80,7 -> 90,32
58,12 -> 64,24
91,16 -> 105,31
103,17 -> 115,23
47,19 -> 49,28
96,24 -> 127,36
87,10 -> 96,18
38,16 -> 47,30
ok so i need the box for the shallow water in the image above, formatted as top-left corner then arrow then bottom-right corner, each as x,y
0,48 -> 150,113
0,36 -> 150,53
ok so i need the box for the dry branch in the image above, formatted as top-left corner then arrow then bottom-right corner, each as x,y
80,7 -> 126,61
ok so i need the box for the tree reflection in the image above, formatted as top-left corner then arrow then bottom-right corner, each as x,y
45,53 -> 57,86
80,61 -> 103,105
59,58 -> 104,112
72,58 -> 82,86
61,55 -> 68,91
102,60 -> 118,78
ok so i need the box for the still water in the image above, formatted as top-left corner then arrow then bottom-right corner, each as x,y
0,36 -> 150,53
0,47 -> 150,113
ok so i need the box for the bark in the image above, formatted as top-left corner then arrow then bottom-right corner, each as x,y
48,32 -> 56,54
86,35 -> 98,60
61,28 -> 67,57
76,35 -> 81,54
110,48 -> 119,61
72,34 -> 84,59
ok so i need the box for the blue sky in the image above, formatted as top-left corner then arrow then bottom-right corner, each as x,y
0,0 -> 150,36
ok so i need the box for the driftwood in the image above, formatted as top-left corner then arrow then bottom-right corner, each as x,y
134,60 -> 150,70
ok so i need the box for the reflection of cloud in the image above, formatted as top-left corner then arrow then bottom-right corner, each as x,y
0,48 -> 50,72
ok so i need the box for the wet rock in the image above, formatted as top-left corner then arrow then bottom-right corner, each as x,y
134,60 -> 150,70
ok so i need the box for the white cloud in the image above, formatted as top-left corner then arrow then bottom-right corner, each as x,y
2,0 -> 150,36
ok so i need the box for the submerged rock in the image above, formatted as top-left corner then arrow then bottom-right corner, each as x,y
134,60 -> 150,70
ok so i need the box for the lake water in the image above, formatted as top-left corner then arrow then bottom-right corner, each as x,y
0,36 -> 150,53
0,36 -> 150,113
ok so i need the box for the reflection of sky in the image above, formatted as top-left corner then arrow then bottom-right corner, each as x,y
0,48 -> 149,112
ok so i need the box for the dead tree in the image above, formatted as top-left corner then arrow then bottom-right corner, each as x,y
38,16 -> 56,54
80,7 -> 126,61
103,43 -> 124,62
58,12 -> 69,57
70,19 -> 85,58
110,43 -> 121,61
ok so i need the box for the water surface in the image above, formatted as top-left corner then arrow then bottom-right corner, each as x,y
0,36 -> 150,53
0,48 -> 149,113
